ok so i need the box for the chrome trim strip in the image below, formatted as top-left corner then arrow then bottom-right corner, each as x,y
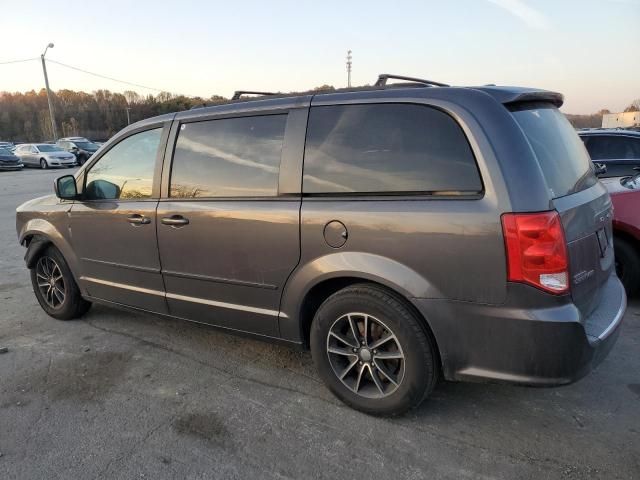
81,276 -> 165,297
166,292 -> 285,318
162,270 -> 277,290
81,257 -> 160,274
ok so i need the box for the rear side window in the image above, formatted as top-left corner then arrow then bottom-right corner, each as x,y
511,104 -> 596,198
170,115 -> 287,198
583,135 -> 640,160
302,104 -> 482,194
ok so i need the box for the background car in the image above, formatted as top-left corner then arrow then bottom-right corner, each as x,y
13,143 -> 77,169
0,146 -> 23,171
602,173 -> 640,296
56,137 -> 100,165
0,141 -> 15,152
579,129 -> 640,177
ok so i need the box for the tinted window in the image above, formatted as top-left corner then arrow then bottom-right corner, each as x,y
303,104 -> 481,194
511,105 -> 596,198
85,128 -> 161,200
170,115 -> 287,198
584,136 -> 640,160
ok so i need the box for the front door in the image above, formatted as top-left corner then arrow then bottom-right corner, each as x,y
157,113 -> 300,337
69,127 -> 168,313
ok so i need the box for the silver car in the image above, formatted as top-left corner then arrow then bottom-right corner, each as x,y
13,143 -> 77,169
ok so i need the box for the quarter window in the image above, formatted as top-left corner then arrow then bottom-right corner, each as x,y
170,114 -> 287,198
302,104 -> 482,194
84,128 -> 161,200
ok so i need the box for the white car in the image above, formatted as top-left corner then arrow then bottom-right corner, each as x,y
13,143 -> 77,169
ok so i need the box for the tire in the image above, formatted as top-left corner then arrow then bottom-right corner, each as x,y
30,245 -> 92,320
310,283 -> 438,416
40,158 -> 48,169
615,237 -> 640,297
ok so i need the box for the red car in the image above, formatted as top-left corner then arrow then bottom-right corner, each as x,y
602,175 -> 640,295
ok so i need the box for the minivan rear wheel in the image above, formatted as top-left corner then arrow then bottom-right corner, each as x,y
310,284 -> 438,416
30,245 -> 92,320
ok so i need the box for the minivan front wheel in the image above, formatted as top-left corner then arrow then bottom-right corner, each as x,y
310,284 -> 438,416
30,245 -> 91,320
40,158 -> 48,169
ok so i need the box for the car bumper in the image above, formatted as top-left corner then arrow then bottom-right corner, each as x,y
413,274 -> 626,386
49,161 -> 77,167
0,163 -> 23,171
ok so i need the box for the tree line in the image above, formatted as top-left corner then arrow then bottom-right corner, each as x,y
0,88 -> 637,142
0,89 -> 227,142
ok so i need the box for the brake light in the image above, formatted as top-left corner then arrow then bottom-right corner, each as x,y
501,211 -> 569,294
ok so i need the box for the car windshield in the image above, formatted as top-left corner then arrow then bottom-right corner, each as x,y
75,141 -> 98,149
37,145 -> 63,152
0,148 -> 12,155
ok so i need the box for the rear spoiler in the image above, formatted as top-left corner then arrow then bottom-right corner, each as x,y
475,87 -> 564,108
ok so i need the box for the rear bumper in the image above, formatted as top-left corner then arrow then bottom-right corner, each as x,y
413,275 -> 626,386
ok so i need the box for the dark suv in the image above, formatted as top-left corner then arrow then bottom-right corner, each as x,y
579,129 -> 640,177
56,137 -> 100,165
16,75 -> 626,415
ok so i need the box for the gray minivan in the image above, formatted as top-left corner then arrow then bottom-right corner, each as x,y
16,75 -> 626,415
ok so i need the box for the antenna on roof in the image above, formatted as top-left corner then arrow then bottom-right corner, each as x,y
232,91 -> 277,100
374,74 -> 449,88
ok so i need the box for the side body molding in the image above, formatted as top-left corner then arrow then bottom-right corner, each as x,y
278,252 -> 442,342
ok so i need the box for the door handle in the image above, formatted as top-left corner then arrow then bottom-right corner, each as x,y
161,215 -> 189,227
127,214 -> 151,225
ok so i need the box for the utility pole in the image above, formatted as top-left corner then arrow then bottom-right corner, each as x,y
346,50 -> 352,88
41,43 -> 58,140
126,107 -> 131,125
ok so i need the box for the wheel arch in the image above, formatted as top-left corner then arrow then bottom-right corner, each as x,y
613,228 -> 640,252
291,276 -> 445,377
19,220 -> 83,288
278,252 -> 444,368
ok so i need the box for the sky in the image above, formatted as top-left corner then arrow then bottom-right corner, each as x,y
1,0 -> 639,114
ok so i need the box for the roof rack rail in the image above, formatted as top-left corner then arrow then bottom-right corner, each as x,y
232,90 -> 278,100
374,74 -> 449,88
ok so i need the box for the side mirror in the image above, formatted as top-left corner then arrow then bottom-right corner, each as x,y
54,175 -> 78,199
594,162 -> 607,176
71,146 -> 79,152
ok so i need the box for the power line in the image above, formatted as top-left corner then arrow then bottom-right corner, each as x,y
46,58 -> 183,95
0,57 -> 39,65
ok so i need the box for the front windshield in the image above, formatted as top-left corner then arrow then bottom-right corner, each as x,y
0,148 -> 12,155
37,145 -> 63,152
75,141 -> 98,150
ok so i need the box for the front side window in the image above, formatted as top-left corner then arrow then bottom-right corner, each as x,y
84,128 -> 162,200
302,103 -> 482,194
170,114 -> 287,198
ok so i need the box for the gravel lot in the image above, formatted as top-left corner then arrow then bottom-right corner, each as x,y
0,168 -> 639,479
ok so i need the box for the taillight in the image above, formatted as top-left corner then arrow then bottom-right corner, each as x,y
501,211 -> 569,294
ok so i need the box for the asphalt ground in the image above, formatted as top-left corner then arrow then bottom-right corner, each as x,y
0,168 -> 638,479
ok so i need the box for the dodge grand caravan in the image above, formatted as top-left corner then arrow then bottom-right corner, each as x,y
16,74 -> 626,415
